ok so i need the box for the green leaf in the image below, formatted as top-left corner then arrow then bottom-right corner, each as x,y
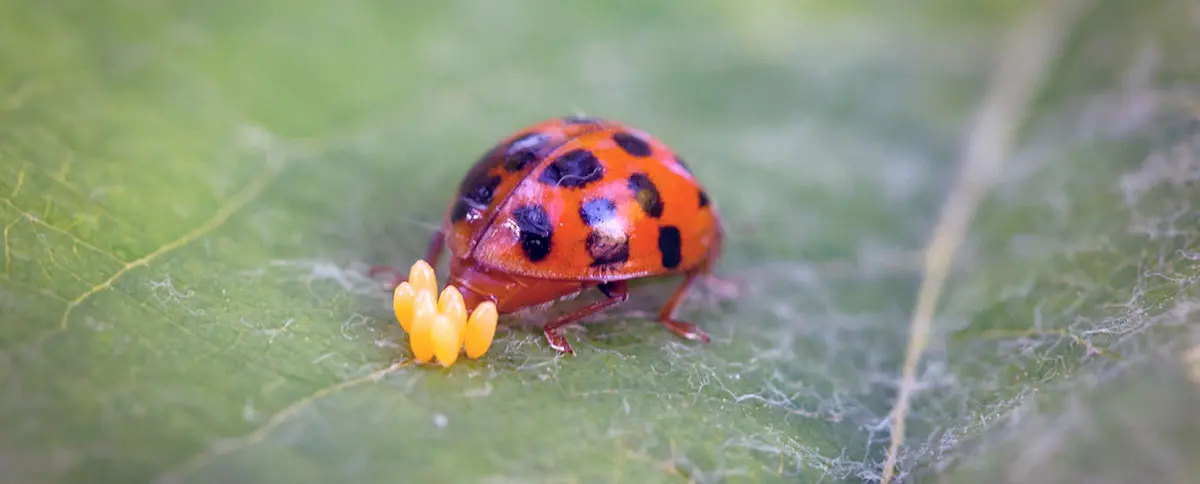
2,0 -> 1197,483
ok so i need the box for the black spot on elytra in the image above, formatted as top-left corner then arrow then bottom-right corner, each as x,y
579,198 -> 618,227
587,231 -> 630,267
503,132 -> 550,172
450,199 -> 470,223
538,149 -> 605,189
459,144 -> 502,191
462,175 -> 502,208
698,189 -> 710,208
628,173 -> 663,218
612,132 -> 651,157
512,204 -> 553,262
658,225 -> 683,269
450,171 -> 502,222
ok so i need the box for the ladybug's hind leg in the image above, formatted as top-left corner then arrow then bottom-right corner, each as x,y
542,281 -> 630,355
370,230 -> 445,291
656,271 -> 712,343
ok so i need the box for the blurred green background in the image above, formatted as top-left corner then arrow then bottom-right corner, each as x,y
2,0 -> 1198,482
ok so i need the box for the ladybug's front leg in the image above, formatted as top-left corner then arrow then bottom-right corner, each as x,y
421,231 -> 445,267
542,281 -> 630,355
656,271 -> 712,343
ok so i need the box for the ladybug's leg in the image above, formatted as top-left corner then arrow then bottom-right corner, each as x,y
542,281 -> 630,355
366,265 -> 397,278
421,230 -> 445,267
370,230 -> 445,291
697,238 -> 741,301
656,270 -> 712,343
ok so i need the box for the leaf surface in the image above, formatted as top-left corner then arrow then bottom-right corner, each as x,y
1,1 -> 1197,483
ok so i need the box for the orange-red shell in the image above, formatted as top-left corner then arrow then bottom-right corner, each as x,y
440,116 -> 722,282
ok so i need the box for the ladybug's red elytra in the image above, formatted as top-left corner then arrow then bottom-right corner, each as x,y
378,115 -> 725,355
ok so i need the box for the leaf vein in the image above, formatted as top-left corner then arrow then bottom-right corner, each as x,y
7,149 -> 288,352
154,362 -> 406,484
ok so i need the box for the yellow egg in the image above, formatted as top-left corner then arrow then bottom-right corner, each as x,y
430,314 -> 462,367
408,290 -> 438,363
408,259 -> 438,297
464,301 -> 498,359
437,285 -> 468,333
392,281 -> 416,332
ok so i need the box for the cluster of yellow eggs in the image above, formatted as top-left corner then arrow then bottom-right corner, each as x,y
392,260 -> 498,367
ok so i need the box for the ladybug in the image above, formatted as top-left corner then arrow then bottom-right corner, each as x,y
385,115 -> 725,355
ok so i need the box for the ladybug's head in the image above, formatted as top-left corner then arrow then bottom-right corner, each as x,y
445,259 -> 506,313
447,258 -> 589,316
